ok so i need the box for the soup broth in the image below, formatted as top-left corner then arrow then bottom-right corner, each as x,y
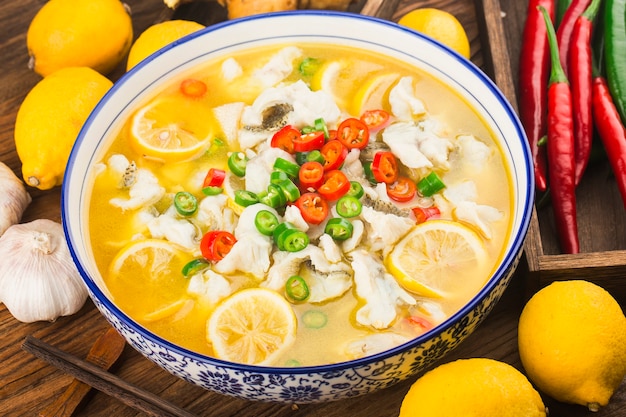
88,43 -> 512,367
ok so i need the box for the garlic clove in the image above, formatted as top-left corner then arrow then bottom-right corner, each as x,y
0,219 -> 88,323
0,162 -> 32,237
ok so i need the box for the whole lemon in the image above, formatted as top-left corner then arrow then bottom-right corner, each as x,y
398,358 -> 547,417
14,67 -> 113,190
518,280 -> 626,411
397,8 -> 471,59
27,0 -> 133,76
126,20 -> 205,71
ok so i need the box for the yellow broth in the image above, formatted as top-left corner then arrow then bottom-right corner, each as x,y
88,43 -> 513,366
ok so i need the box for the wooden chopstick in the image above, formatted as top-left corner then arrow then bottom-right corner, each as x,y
22,335 -> 197,417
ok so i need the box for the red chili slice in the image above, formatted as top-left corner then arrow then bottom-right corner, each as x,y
360,109 -> 390,130
371,151 -> 399,184
386,176 -> 416,202
318,170 -> 350,201
412,206 -> 441,224
270,125 -> 300,153
298,161 -> 325,191
320,139 -> 348,171
294,192 -> 329,224
180,78 -> 208,98
293,131 -> 325,153
337,117 -> 370,149
203,168 -> 226,188
200,230 -> 236,262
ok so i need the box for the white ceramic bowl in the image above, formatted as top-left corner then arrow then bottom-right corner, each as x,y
63,11 -> 534,403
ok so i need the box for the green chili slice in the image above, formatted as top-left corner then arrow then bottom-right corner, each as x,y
273,157 -> 300,178
299,57 -> 321,76
259,183 -> 287,208
202,186 -> 223,196
324,217 -> 354,240
181,258 -> 210,278
417,172 -> 446,197
234,190 -> 259,207
272,221 -> 296,242
227,152 -> 248,177
276,179 -> 301,203
302,310 -> 328,329
270,170 -> 290,184
336,195 -> 362,218
174,191 -> 198,216
255,210 -> 279,236
347,181 -> 364,199
314,117 -> 330,140
362,162 -> 377,185
285,275 -> 310,302
279,228 -> 309,252
306,149 -> 325,164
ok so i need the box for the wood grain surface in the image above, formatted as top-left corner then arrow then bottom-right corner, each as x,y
1,0 -> 624,416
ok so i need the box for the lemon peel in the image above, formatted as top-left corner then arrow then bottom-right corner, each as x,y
518,280 -> 626,411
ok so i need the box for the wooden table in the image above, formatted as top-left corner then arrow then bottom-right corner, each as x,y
1,0 -> 624,416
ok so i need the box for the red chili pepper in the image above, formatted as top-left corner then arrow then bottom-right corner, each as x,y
568,0 -> 600,185
320,139 -> 348,171
371,151 -> 399,184
294,192 -> 329,224
556,0 -> 591,77
519,0 -> 554,192
592,76 -> 626,209
270,125 -> 299,153
318,170 -> 350,201
200,230 -> 237,262
298,161 -> 324,191
203,168 -> 226,188
337,118 -> 370,149
293,131 -> 325,153
540,5 -> 580,254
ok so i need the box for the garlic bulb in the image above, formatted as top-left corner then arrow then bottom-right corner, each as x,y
0,162 -> 31,236
0,219 -> 88,322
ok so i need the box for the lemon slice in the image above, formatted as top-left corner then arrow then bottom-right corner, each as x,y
108,239 -> 191,315
129,95 -> 215,162
385,220 -> 489,298
221,171 -> 246,215
349,72 -> 400,117
207,288 -> 297,366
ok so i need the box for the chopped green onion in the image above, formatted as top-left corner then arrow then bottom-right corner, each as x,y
306,149 -> 325,164
299,57 -> 321,76
302,310 -> 328,329
234,190 -> 259,207
284,359 -> 301,367
255,210 -> 279,236
417,172 -> 446,197
174,191 -> 198,216
324,217 -> 354,240
314,117 -> 329,140
202,186 -> 223,196
285,275 -> 310,302
336,195 -> 362,218
347,181 -> 364,199
273,157 -> 300,178
227,152 -> 248,177
181,258 -> 210,277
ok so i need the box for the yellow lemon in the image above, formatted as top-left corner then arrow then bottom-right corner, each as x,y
126,20 -> 205,71
14,67 -> 112,190
385,220 -> 489,298
27,0 -> 133,76
399,358 -> 547,417
129,95 -> 216,163
518,280 -> 626,411
398,8 -> 471,59
349,71 -> 400,117
108,239 -> 192,317
207,288 -> 297,366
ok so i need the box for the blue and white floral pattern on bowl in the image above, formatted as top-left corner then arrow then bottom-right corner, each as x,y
63,11 -> 534,403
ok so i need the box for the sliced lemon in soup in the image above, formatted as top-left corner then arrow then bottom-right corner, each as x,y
108,239 -> 191,316
207,288 -> 297,366
385,220 -> 489,298
129,95 -> 215,162
349,72 -> 400,117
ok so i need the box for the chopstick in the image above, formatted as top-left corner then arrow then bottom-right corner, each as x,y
22,335 -> 197,417
360,0 -> 402,19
